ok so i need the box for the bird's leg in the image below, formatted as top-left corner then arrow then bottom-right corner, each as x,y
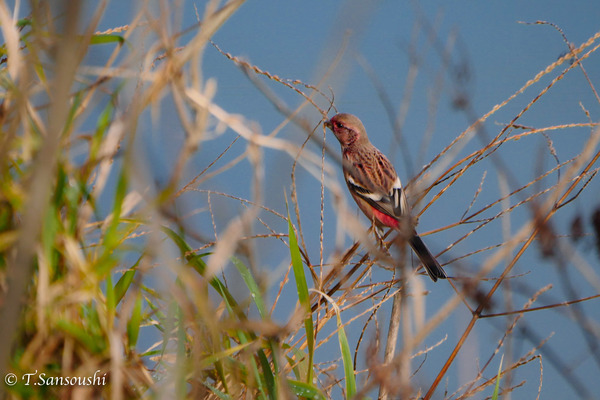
370,223 -> 396,271
371,222 -> 391,254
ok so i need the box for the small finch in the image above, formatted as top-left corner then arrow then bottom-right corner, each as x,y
325,113 -> 447,282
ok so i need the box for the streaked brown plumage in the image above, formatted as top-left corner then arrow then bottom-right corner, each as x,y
325,113 -> 446,282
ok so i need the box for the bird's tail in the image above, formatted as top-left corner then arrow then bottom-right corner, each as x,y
408,234 -> 447,282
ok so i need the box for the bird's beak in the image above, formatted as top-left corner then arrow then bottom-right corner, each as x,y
324,119 -> 333,130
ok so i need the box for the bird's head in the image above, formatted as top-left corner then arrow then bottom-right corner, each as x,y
325,113 -> 369,147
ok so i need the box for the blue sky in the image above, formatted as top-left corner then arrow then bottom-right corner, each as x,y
92,1 -> 600,398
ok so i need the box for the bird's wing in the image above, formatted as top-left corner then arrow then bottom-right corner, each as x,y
344,149 -> 409,219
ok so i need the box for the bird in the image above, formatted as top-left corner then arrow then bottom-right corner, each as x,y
325,113 -> 447,282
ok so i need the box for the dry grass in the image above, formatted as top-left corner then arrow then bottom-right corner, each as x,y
0,2 -> 599,399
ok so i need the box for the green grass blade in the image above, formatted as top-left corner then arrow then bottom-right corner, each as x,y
232,256 -> 267,318
285,346 -> 309,381
90,34 -> 125,45
114,268 -> 136,305
287,214 -> 314,384
257,347 -> 277,400
105,274 -> 116,329
492,354 -> 504,400
127,291 -> 143,349
287,379 -> 327,400
288,217 -> 309,307
56,320 -> 104,354
204,382 -> 234,400
336,312 -> 356,398
230,256 -> 275,398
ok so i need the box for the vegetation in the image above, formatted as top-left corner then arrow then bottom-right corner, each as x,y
0,1 -> 599,399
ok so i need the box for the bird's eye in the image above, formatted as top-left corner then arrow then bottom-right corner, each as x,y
335,122 -> 344,129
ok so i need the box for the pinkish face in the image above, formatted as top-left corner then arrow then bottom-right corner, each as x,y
325,113 -> 363,147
